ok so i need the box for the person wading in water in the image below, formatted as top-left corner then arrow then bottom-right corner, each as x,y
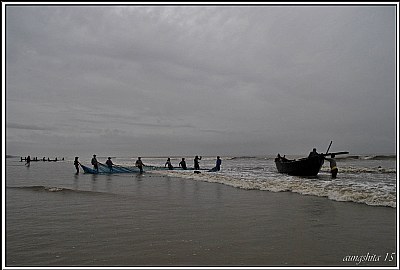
135,157 -> 144,173
325,154 -> 338,179
91,155 -> 99,172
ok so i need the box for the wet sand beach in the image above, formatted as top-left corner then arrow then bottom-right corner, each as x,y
6,172 -> 397,267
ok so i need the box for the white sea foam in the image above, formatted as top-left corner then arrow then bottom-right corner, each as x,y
331,165 -> 396,174
152,166 -> 396,208
112,155 -> 397,208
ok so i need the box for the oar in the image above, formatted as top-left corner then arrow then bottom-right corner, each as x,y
326,141 -> 333,154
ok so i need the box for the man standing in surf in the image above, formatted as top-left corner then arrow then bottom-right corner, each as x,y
91,154 -> 99,172
194,155 -> 202,170
325,154 -> 338,179
135,157 -> 144,173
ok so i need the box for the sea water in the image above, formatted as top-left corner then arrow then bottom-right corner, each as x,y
7,155 -> 396,207
4,155 -> 397,266
138,155 -> 397,208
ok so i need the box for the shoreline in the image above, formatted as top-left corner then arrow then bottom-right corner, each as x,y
152,170 -> 397,208
6,173 -> 397,267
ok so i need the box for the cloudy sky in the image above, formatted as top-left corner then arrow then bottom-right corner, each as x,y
4,4 -> 397,157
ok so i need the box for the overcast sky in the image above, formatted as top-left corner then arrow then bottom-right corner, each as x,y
4,4 -> 397,158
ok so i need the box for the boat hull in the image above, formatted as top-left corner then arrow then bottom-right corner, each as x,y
275,155 -> 324,176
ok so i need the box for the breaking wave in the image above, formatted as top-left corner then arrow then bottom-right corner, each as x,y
226,156 -> 274,161
340,155 -> 396,160
151,170 -> 396,208
6,186 -> 110,196
7,185 -> 71,192
328,166 -> 396,174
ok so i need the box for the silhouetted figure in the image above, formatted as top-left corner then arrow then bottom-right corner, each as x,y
91,154 -> 99,172
209,156 -> 222,172
325,154 -> 338,179
275,154 -> 289,162
308,148 -> 319,158
165,158 -> 173,170
179,158 -> 187,170
74,157 -> 80,174
135,157 -> 144,173
106,157 -> 114,172
194,155 -> 202,170
25,156 -> 31,166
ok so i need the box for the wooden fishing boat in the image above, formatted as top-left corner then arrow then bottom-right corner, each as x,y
275,151 -> 348,176
275,155 -> 324,176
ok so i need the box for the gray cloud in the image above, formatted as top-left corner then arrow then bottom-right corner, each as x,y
5,4 -> 397,157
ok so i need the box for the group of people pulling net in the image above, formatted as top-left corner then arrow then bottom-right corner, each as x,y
74,155 -> 222,174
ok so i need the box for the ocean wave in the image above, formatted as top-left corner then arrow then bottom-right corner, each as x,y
321,165 -> 396,174
151,171 -> 396,208
6,186 -> 106,195
339,155 -> 396,160
6,185 -> 69,192
364,155 -> 397,160
226,156 -> 274,161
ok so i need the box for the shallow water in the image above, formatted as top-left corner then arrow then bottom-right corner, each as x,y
5,156 -> 397,266
134,155 -> 396,208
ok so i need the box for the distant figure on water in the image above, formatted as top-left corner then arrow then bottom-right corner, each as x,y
308,148 -> 320,158
194,155 -> 202,170
25,155 -> 31,166
74,157 -> 80,174
106,157 -> 114,172
91,154 -> 99,172
135,157 -> 144,173
325,154 -> 338,179
179,158 -> 187,170
165,158 -> 174,170
209,156 -> 222,172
